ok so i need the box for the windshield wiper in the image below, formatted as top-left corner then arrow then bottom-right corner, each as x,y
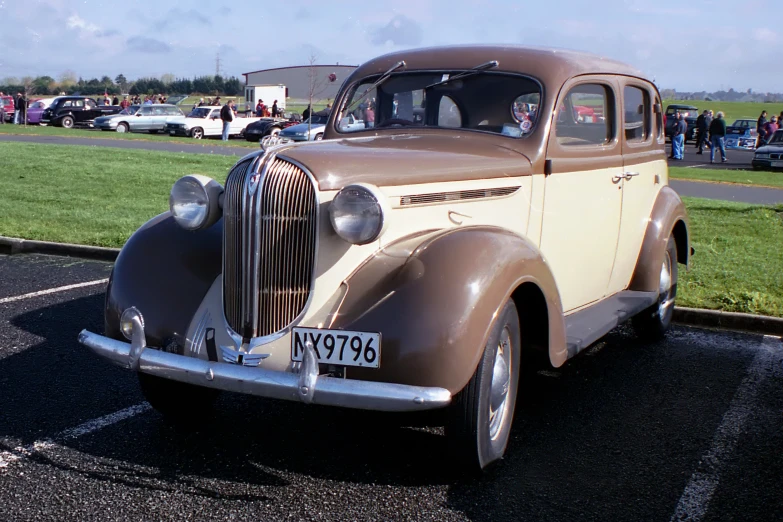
425,60 -> 499,89
344,60 -> 406,114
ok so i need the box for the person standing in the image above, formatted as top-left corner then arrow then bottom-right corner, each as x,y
14,92 -> 23,124
671,113 -> 686,160
756,110 -> 767,148
271,100 -> 278,117
695,110 -> 710,154
709,111 -> 727,163
220,99 -> 234,141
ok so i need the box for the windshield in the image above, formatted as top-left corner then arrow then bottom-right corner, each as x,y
119,105 -> 139,115
188,107 -> 212,118
769,130 -> 783,144
304,113 -> 329,125
336,71 -> 541,137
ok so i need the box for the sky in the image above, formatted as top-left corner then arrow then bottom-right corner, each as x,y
1,0 -> 782,92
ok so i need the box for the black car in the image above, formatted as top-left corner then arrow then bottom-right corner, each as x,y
752,129 -> 783,170
243,116 -> 301,142
40,96 -> 122,128
664,104 -> 699,143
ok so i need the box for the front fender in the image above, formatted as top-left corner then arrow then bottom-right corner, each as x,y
330,226 -> 566,395
104,212 -> 223,350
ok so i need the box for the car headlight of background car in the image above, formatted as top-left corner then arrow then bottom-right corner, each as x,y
755,153 -> 770,159
329,183 -> 389,244
169,174 -> 224,230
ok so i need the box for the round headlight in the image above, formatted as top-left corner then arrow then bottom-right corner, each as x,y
169,174 -> 224,230
120,307 -> 144,341
329,183 -> 388,244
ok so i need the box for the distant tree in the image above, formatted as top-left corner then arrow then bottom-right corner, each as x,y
305,52 -> 338,136
2,76 -> 20,86
160,73 -> 175,85
115,74 -> 128,92
59,70 -> 77,89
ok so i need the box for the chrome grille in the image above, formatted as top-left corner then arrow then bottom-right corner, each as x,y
222,155 -> 317,338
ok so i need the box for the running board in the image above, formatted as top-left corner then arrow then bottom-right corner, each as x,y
564,291 -> 658,359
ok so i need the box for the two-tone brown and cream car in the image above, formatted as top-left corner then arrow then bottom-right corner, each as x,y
79,45 -> 691,472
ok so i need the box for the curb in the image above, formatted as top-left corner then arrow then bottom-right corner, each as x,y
0,235 -> 119,261
673,306 -> 783,337
1,235 -> 782,337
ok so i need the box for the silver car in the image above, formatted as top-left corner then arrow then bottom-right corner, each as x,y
94,104 -> 185,133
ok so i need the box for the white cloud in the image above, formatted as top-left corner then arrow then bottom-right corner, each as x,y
66,14 -> 101,37
753,28 -> 778,43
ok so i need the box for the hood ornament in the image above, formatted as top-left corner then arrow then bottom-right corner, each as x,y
260,135 -> 293,152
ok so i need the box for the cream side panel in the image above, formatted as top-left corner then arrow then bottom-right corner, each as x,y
526,173 -> 546,248
539,167 -> 623,312
606,159 -> 666,294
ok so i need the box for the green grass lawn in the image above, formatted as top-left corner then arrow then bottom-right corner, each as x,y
0,123 -> 259,148
669,166 -> 783,188
677,197 -> 783,317
663,99 -> 782,123
1,142 -> 781,317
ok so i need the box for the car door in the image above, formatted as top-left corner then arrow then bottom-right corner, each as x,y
132,106 -> 154,130
206,109 -> 222,134
606,81 -> 666,295
539,77 -> 624,313
83,98 -> 101,122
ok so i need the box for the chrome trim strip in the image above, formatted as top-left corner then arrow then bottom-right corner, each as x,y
78,329 -> 451,412
189,310 -> 211,356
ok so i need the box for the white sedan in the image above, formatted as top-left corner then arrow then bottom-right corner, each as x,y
165,106 -> 261,139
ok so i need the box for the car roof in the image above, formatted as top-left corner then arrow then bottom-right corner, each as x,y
345,44 -> 649,88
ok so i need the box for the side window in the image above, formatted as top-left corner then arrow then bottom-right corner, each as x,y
140,106 -> 153,115
655,96 -> 663,138
438,96 -> 461,128
624,85 -> 650,142
85,99 -> 96,108
61,100 -> 72,108
555,83 -> 613,146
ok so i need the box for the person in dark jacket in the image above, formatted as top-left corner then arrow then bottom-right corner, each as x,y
757,110 -> 768,148
695,110 -> 710,154
709,111 -> 727,163
220,99 -> 235,141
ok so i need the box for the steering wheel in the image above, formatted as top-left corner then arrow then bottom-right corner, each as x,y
376,118 -> 416,128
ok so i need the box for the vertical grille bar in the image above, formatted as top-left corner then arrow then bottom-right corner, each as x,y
222,155 -> 317,339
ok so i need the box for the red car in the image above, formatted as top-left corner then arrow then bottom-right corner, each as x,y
0,95 -> 14,123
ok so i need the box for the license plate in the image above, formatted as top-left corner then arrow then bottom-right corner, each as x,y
292,327 -> 380,368
772,161 -> 783,167
170,131 -> 176,135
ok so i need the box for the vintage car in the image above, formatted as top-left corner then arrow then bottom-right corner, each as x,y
664,103 -> 698,142
724,118 -> 758,150
39,96 -> 122,128
25,97 -> 57,124
94,104 -> 185,133
751,129 -> 783,169
78,45 -> 691,472
165,106 -> 261,139
243,116 -> 301,142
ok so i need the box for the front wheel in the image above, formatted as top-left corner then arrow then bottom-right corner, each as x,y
445,299 -> 521,472
191,127 -> 204,139
138,372 -> 220,427
60,116 -> 74,129
632,235 -> 678,340
116,122 -> 128,133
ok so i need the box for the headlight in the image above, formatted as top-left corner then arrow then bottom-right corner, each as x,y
329,183 -> 388,244
169,174 -> 224,230
755,153 -> 769,159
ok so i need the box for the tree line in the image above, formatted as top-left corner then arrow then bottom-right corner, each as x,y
0,72 -> 244,97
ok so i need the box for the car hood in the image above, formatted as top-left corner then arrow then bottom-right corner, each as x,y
755,144 -> 783,154
276,133 -> 532,190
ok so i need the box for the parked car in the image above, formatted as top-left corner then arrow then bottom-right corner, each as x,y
751,129 -> 783,170
39,96 -> 122,128
243,117 -> 300,142
78,45 -> 691,473
279,111 -> 332,141
725,118 -> 758,150
0,95 -> 14,123
165,106 -> 260,139
664,104 -> 698,142
94,104 -> 185,133
25,98 -> 57,124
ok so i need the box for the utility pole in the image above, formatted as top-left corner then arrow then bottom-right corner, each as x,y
215,51 -> 222,77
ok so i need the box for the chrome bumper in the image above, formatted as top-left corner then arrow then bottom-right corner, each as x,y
77,322 -> 451,412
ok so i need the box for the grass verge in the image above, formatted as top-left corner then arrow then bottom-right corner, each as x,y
669,167 -> 783,189
663,99 -> 783,123
0,123 -> 259,148
1,142 -> 780,317
678,197 -> 783,317
0,142 -> 237,247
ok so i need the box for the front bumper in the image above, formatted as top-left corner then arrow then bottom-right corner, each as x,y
280,134 -> 309,141
167,126 -> 190,136
77,322 -> 452,412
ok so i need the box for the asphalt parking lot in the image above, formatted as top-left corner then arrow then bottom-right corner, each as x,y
1,253 -> 782,521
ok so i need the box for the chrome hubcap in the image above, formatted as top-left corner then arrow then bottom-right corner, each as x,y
489,327 -> 512,439
117,125 -> 126,133
658,251 -> 674,320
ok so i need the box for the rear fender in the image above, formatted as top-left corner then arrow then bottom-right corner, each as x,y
104,212 -> 223,351
629,185 -> 690,292
330,226 -> 567,394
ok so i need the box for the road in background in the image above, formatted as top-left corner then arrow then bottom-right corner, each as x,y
0,253 -> 782,522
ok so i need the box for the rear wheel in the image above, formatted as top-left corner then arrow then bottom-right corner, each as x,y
314,132 -> 323,141
138,372 -> 220,427
60,116 -> 74,129
632,235 -> 678,340
445,299 -> 521,473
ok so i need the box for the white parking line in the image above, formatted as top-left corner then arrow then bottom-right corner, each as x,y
0,402 -> 151,472
0,278 -> 109,304
684,164 -> 708,169
669,335 -> 783,522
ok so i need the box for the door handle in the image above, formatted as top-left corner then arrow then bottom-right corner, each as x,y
612,174 -> 624,183
623,172 -> 640,180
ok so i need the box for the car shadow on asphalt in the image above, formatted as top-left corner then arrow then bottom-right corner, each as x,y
1,294 -> 765,515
